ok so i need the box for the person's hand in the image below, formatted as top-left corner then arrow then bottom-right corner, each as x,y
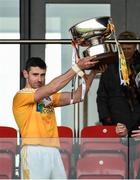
93,64 -> 108,76
77,56 -> 99,70
116,123 -> 128,137
131,126 -> 140,140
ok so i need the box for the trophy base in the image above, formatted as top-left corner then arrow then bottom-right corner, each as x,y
87,52 -> 117,70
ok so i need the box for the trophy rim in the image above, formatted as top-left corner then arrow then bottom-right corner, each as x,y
69,16 -> 112,31
69,16 -> 113,46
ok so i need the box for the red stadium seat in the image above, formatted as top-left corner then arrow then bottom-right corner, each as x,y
57,126 -> 73,178
0,126 -> 17,138
58,126 -> 73,138
76,154 -> 127,179
0,126 -> 17,179
81,125 -> 119,138
80,125 -> 128,161
57,126 -> 73,155
0,126 -> 17,155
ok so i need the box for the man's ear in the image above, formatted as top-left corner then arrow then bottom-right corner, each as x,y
22,70 -> 28,79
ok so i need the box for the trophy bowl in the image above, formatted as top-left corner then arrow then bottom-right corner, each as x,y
83,43 -> 117,69
69,16 -> 112,46
69,16 -> 117,69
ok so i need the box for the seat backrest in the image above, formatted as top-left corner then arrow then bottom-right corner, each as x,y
0,126 -> 17,154
57,126 -> 73,155
0,153 -> 13,179
76,154 -> 127,179
57,126 -> 73,137
0,126 -> 18,179
80,141 -> 128,159
0,126 -> 17,138
57,126 -> 73,178
80,125 -> 127,159
81,125 -> 119,138
80,125 -> 120,144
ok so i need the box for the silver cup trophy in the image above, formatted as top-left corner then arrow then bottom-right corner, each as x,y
69,16 -> 116,69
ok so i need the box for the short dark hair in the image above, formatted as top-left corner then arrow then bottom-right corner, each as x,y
118,31 -> 137,40
25,57 -> 47,72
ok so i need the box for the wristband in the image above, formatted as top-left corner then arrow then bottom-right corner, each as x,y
70,99 -> 74,104
72,64 -> 84,77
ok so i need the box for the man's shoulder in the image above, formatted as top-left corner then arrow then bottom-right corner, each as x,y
13,88 -> 35,104
17,88 -> 36,94
13,88 -> 36,99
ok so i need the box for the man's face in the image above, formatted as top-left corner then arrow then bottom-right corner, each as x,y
23,66 -> 46,89
121,44 -> 136,61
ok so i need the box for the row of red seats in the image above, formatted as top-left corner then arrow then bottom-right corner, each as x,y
0,125 -> 140,179
58,125 -> 140,179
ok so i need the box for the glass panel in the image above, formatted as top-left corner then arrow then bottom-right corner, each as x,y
46,4 -> 110,39
45,4 -> 110,127
0,0 -> 19,34
0,0 -> 20,129
0,136 -> 129,179
45,33 -> 62,125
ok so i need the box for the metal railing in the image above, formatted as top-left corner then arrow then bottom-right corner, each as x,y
0,39 -> 140,44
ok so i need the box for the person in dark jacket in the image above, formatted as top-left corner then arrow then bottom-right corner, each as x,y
96,31 -> 140,137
